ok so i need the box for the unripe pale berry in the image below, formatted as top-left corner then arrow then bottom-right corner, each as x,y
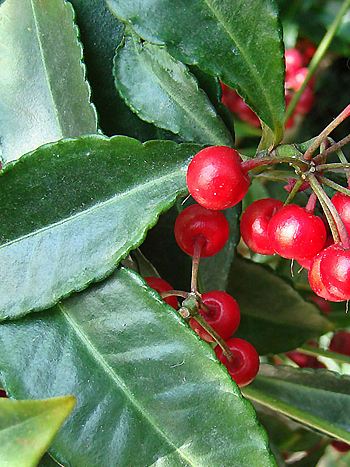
268,204 -> 327,260
186,146 -> 250,210
215,338 -> 259,387
174,204 -> 229,257
189,291 -> 240,342
240,198 -> 283,255
145,277 -> 178,309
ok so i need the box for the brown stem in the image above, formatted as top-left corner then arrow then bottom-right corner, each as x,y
160,290 -> 189,299
191,237 -> 205,293
241,154 -> 308,173
304,105 -> 350,161
314,133 -> 350,163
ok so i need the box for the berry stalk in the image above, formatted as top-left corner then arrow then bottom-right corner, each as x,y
314,133 -> 350,163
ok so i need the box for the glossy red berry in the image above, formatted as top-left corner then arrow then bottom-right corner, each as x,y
145,277 -> 178,309
186,146 -> 250,210
174,204 -> 229,257
285,48 -> 303,78
329,331 -> 350,356
332,193 -> 350,235
295,86 -> 314,114
319,244 -> 350,299
189,291 -> 240,342
286,67 -> 314,91
308,251 -> 345,302
286,351 -> 326,369
268,204 -> 327,260
331,441 -> 350,453
215,338 -> 259,387
241,198 -> 284,255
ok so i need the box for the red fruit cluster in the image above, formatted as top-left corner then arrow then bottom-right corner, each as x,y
221,45 -> 315,129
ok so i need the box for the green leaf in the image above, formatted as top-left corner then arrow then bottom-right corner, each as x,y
243,364 -> 350,443
0,135 -> 198,320
0,396 -> 75,467
0,0 -> 97,164
0,267 -> 275,467
114,34 -> 233,146
227,257 -> 333,354
107,0 -> 285,143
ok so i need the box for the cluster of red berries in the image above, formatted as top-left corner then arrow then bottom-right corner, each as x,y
221,44 -> 315,129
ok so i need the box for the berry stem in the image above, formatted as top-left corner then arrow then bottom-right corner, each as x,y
308,174 -> 349,246
160,290 -> 189,299
191,237 -> 205,293
304,104 -> 350,161
316,162 -> 350,172
314,133 -> 350,163
284,179 -> 304,205
285,0 -> 350,122
305,193 -> 317,213
318,176 -> 350,197
241,154 -> 308,173
191,312 -> 233,361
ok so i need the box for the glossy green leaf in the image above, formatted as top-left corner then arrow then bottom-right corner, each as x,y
243,364 -> 350,443
0,268 -> 275,467
114,34 -> 233,146
107,0 -> 285,143
228,257 -> 333,354
0,396 -> 75,467
0,135 -> 198,320
0,0 -> 97,164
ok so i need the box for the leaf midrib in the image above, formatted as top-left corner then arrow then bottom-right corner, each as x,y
0,170 -> 184,250
58,303 -> 196,466
129,38 -> 228,145
202,0 -> 278,130
30,0 -> 64,137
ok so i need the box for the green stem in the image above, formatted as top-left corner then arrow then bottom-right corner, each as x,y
285,0 -> 350,122
314,133 -> 350,163
298,344 -> 350,365
316,162 -> 350,172
284,179 -> 304,205
318,176 -> 350,197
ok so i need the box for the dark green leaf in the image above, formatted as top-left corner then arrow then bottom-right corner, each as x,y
0,268 -> 275,467
243,364 -> 350,443
228,257 -> 333,354
0,396 -> 75,467
107,0 -> 285,143
0,136 -> 198,320
114,34 -> 233,146
0,0 -> 97,164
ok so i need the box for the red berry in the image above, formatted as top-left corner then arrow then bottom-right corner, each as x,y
331,441 -> 350,453
174,204 -> 229,257
215,338 -> 259,387
220,83 -> 241,112
186,146 -> 250,210
285,48 -> 303,78
286,67 -> 313,91
295,86 -> 314,114
287,351 -> 326,369
268,204 -> 327,260
189,291 -> 240,342
329,331 -> 350,356
308,250 -> 345,302
297,256 -> 313,270
309,294 -> 332,314
297,39 -> 316,65
332,193 -> 350,235
0,389 -> 6,398
240,198 -> 283,255
234,97 -> 261,128
145,277 -> 178,309
320,244 -> 350,299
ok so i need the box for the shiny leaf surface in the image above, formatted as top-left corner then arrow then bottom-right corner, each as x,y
244,364 -> 350,443
0,268 -> 275,467
0,135 -> 198,320
0,396 -> 75,467
114,34 -> 233,145
0,0 -> 97,164
107,0 -> 285,142
228,257 -> 333,354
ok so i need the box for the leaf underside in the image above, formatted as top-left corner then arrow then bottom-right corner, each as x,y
0,268 -> 275,467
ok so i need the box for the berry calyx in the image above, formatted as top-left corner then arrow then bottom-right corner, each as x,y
215,338 -> 259,387
186,146 -> 250,210
332,192 -> 350,235
329,331 -> 350,356
240,198 -> 284,255
268,204 -> 327,260
174,204 -> 229,257
189,291 -> 240,342
145,277 -> 178,309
